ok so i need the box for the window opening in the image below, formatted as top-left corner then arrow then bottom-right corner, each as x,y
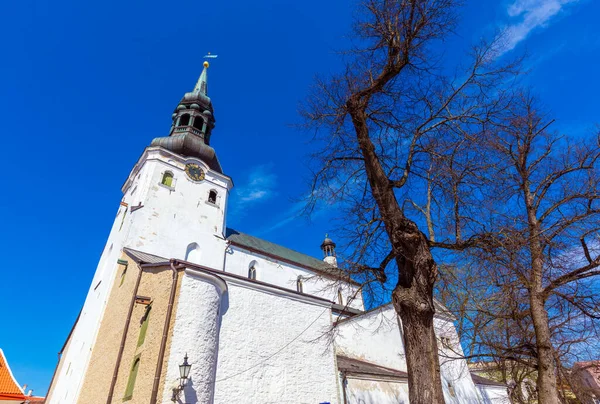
337,289 -> 344,305
137,305 -> 151,347
296,276 -> 303,293
123,356 -> 141,400
119,209 -> 127,231
161,172 -> 173,187
193,116 -> 204,130
179,114 -> 190,126
208,190 -> 217,204
448,381 -> 456,397
118,259 -> 128,287
248,266 -> 256,280
185,243 -> 201,263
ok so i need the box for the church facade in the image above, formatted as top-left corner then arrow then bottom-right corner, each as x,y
45,63 -> 509,404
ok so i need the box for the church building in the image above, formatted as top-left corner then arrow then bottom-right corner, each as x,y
45,63 -> 509,404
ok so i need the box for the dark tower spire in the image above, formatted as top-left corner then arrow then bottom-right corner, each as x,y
320,234 -> 338,267
151,61 -> 222,173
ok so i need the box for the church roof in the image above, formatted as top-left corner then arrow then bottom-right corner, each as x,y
0,349 -> 23,396
0,348 -> 45,402
337,355 -> 408,380
123,247 -> 168,265
471,374 -> 507,387
225,228 -> 358,285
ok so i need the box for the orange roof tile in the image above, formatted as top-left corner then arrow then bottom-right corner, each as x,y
0,349 -> 23,396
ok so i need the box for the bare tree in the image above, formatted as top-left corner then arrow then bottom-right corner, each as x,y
301,0 -> 519,401
434,93 -> 600,403
438,260 -> 600,403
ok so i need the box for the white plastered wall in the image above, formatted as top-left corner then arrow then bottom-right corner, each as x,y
476,385 -> 512,403
225,245 -> 364,311
161,269 -> 227,404
434,315 -> 481,403
335,304 -> 503,404
212,279 -> 340,404
344,378 -> 409,404
335,305 -> 406,371
47,147 -> 232,403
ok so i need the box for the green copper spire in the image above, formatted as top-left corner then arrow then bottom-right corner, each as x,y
150,61 -> 221,173
193,61 -> 209,95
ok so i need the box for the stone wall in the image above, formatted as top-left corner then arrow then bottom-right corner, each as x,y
76,257 -> 182,404
111,265 -> 181,404
77,253 -> 138,403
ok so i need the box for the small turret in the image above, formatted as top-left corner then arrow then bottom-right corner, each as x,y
320,234 -> 337,267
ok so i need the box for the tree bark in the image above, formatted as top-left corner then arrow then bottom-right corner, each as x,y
530,290 -> 560,403
350,101 -> 445,403
393,267 -> 445,404
524,181 -> 561,403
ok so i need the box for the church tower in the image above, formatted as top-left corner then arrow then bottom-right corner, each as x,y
46,63 -> 233,403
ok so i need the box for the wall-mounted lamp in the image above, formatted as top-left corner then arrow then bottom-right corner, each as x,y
171,353 -> 192,402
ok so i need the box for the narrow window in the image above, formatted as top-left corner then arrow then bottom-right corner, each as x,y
161,171 -> 173,187
337,289 -> 344,305
179,114 -> 190,126
123,356 -> 140,400
137,306 -> 151,347
193,116 -> 204,130
119,209 -> 127,231
185,243 -> 201,263
248,266 -> 256,280
296,276 -> 303,293
118,259 -> 128,287
208,190 -> 217,204
448,381 -> 456,397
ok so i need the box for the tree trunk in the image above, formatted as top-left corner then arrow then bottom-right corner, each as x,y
530,291 -> 560,404
394,284 -> 445,404
349,102 -> 445,403
523,181 -> 561,404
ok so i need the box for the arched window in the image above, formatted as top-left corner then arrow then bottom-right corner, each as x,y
337,288 -> 344,305
161,171 -> 173,187
208,190 -> 217,204
248,261 -> 257,280
193,116 -> 204,131
179,114 -> 190,126
185,243 -> 201,264
296,276 -> 303,293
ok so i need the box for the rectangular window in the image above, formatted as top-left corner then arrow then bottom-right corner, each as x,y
123,355 -> 140,401
118,259 -> 128,287
137,306 -> 151,347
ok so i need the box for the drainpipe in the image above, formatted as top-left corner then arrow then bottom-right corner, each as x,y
341,371 -> 348,404
106,262 -> 144,404
222,239 -> 230,272
149,260 -> 180,404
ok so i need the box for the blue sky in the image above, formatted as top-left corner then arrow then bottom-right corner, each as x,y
1,0 -> 598,396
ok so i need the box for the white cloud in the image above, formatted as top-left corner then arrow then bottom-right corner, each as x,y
231,164 -> 278,217
498,0 -> 580,55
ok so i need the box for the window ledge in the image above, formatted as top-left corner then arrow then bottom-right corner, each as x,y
205,200 -> 219,208
158,182 -> 175,192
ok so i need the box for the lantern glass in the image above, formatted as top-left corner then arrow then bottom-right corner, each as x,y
179,354 -> 192,379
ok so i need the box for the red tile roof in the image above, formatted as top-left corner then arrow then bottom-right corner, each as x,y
0,349 -> 23,396
0,349 -> 44,403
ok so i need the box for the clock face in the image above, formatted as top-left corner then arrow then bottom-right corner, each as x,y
185,163 -> 205,181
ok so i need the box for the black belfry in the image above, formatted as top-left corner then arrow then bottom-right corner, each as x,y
151,61 -> 222,173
